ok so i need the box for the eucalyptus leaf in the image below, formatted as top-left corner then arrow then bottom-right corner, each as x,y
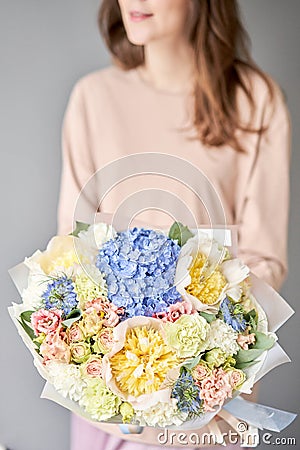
200,312 -> 216,323
70,221 -> 90,237
183,354 -> 201,370
168,222 -> 194,246
235,360 -> 260,370
234,348 -> 265,364
252,332 -> 275,350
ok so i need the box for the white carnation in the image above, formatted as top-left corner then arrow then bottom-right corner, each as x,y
46,361 -> 86,402
134,399 -> 188,427
208,319 -> 239,356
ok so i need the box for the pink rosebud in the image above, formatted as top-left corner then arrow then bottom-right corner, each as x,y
40,330 -> 70,364
103,309 -> 119,327
67,323 -> 85,343
31,308 -> 62,336
237,333 -> 256,350
166,301 -> 196,323
85,357 -> 103,378
152,311 -> 168,322
84,296 -> 109,314
228,369 -> 245,389
192,363 -> 211,382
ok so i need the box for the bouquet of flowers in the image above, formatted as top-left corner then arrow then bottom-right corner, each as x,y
8,221 -> 295,435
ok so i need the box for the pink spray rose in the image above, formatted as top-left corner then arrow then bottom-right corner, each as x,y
237,332 -> 256,350
166,301 -> 196,323
67,322 -> 85,343
31,308 -> 62,336
84,356 -> 103,378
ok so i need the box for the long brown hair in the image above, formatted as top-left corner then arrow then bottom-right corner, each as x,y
98,0 -> 274,151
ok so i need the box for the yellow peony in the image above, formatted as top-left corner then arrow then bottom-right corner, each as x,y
186,253 -> 227,305
109,325 -> 179,399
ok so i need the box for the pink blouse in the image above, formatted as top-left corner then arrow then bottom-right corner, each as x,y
58,65 -> 291,291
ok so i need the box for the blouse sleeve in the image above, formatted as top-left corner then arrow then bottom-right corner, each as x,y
237,84 -> 291,291
57,81 -> 98,235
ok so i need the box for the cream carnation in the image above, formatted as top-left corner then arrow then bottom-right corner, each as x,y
79,378 -> 121,421
134,399 -> 188,427
207,319 -> 239,356
46,361 -> 86,401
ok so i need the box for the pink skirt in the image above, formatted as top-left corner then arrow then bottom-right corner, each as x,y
70,415 -> 241,450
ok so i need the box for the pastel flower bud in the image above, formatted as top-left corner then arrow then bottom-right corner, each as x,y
120,402 -> 135,423
226,368 -> 246,389
82,356 -> 103,378
93,327 -> 114,354
204,348 -> 227,368
70,342 -> 91,363
67,322 -> 85,343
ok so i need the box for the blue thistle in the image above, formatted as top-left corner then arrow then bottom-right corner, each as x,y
42,275 -> 78,316
219,297 -> 247,332
171,370 -> 203,417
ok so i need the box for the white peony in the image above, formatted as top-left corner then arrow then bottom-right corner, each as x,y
207,319 -> 239,356
134,399 -> 188,427
78,223 -> 116,251
174,232 -> 249,312
46,361 -> 86,402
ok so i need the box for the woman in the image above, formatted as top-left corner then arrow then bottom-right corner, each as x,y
58,0 -> 290,449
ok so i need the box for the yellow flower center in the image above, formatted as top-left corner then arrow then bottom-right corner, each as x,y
47,251 -> 80,273
186,253 -> 226,305
109,326 -> 178,398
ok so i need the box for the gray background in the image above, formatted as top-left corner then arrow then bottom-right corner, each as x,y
0,1 -> 299,449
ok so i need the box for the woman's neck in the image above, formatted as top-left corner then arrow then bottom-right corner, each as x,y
139,37 -> 196,94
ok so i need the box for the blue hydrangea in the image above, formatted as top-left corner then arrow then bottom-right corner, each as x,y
42,275 -> 78,316
96,228 -> 182,317
219,297 -> 247,332
171,370 -> 202,417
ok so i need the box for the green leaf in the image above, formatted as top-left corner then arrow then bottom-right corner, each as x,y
17,319 -> 35,341
20,310 -> 35,323
234,348 -> 265,364
200,312 -> 216,323
70,221 -> 90,237
183,354 -> 201,370
62,309 -> 82,328
168,222 -> 194,246
252,332 -> 275,351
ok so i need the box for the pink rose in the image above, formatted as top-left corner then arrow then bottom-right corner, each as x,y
40,330 -> 70,364
84,297 -> 120,327
200,368 -> 233,412
31,308 -> 62,336
94,327 -> 114,354
67,323 -> 85,343
167,301 -> 196,323
192,363 -> 211,382
152,311 -> 168,322
84,296 -> 109,314
237,332 -> 256,350
228,369 -> 245,389
85,357 -> 103,378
